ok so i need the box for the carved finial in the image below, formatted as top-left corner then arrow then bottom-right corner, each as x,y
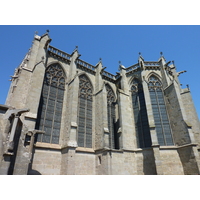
46,29 -> 50,33
138,52 -> 144,61
99,58 -> 102,61
35,31 -> 38,35
119,61 -> 121,65
76,46 -> 78,49
160,52 -> 163,56
186,84 -> 190,89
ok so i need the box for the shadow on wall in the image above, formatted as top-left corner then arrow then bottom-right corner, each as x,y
177,146 -> 199,175
7,120 -> 22,175
28,169 -> 41,175
27,148 -> 42,175
142,149 -> 157,175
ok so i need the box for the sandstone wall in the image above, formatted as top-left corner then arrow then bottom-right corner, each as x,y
159,149 -> 184,175
29,148 -> 62,175
75,152 -> 95,175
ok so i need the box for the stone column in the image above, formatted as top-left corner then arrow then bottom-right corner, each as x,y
159,56 -> 171,88
118,65 -> 135,150
24,34 -> 51,119
142,64 -> 163,175
102,85 -> 109,148
152,145 -> 163,175
94,61 -> 105,150
60,49 -> 79,174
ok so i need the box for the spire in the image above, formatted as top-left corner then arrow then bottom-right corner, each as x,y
118,61 -> 126,71
95,57 -> 103,67
159,51 -> 166,62
99,57 -> 102,64
71,45 -> 81,58
138,52 -> 144,62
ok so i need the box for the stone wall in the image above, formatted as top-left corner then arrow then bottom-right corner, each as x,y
135,149 -> 157,175
181,90 -> 200,146
75,151 -> 95,175
159,148 -> 184,175
29,148 -> 62,175
0,110 -> 11,175
164,83 -> 191,146
111,151 -> 137,175
177,145 -> 199,175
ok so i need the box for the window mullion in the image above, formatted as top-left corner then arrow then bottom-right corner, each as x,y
50,86 -> 58,144
41,83 -> 51,142
155,88 -> 166,145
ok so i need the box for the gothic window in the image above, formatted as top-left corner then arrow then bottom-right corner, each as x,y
131,79 -> 152,148
106,84 -> 119,149
148,75 -> 173,146
77,75 -> 93,148
36,63 -> 65,144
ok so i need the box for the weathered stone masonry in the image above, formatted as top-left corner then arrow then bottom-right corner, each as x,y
0,32 -> 200,175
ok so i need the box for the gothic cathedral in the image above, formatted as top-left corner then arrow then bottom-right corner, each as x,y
0,32 -> 200,175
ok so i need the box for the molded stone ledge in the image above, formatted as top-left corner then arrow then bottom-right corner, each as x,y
181,88 -> 190,94
177,143 -> 198,149
184,120 -> 192,128
71,122 -> 77,127
158,143 -> 198,150
25,112 -> 37,119
34,142 -> 61,149
110,149 -> 124,153
95,147 -> 124,154
149,124 -> 156,128
117,127 -> 122,134
151,144 -> 160,148
67,140 -> 78,148
117,89 -> 129,96
104,127 -> 109,133
0,104 -> 10,110
76,147 -> 95,153
159,146 -> 178,150
130,147 -> 153,153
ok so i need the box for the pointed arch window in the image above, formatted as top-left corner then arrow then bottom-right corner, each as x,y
148,75 -> 173,146
131,79 -> 152,148
77,75 -> 93,148
36,63 -> 65,144
106,84 -> 119,149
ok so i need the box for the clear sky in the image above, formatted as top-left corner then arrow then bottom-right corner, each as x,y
0,25 -> 200,120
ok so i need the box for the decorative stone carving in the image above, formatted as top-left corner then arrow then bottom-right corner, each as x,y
3,108 -> 29,155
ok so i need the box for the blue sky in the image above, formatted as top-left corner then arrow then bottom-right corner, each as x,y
0,25 -> 199,119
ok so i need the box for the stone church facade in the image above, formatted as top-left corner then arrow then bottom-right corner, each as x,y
0,32 -> 200,175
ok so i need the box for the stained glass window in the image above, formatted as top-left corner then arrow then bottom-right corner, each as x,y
36,63 -> 65,144
148,75 -> 173,146
77,75 -> 93,148
106,84 -> 119,149
131,79 -> 152,148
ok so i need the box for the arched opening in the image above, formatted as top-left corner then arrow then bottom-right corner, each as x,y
148,75 -> 173,146
35,63 -> 65,144
77,74 -> 93,148
105,84 -> 119,149
131,78 -> 152,148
